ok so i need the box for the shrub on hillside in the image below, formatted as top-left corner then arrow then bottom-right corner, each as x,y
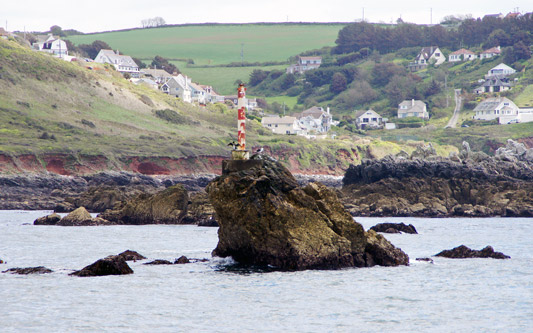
154,109 -> 191,125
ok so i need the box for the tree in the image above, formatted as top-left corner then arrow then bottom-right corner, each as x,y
78,40 -> 112,59
330,72 -> 347,93
141,17 -> 166,28
132,57 -> 147,69
50,25 -> 64,36
151,55 -> 179,74
281,74 -> 296,90
249,69 -> 268,86
371,63 -> 405,87
512,41 -> 531,61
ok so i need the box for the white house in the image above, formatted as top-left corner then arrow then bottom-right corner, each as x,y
354,109 -> 383,129
486,63 -> 516,78
474,76 -> 512,94
161,74 -> 192,103
261,116 -> 303,135
295,106 -> 332,133
398,99 -> 429,119
94,49 -> 140,78
473,97 -> 518,121
189,82 -> 208,104
33,34 -> 68,57
409,46 -> 445,71
286,56 -> 322,74
448,48 -> 477,62
479,46 -> 501,60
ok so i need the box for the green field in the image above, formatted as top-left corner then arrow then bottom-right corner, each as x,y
68,24 -> 346,66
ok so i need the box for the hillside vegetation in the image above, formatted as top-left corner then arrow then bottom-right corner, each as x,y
1,38 -> 449,175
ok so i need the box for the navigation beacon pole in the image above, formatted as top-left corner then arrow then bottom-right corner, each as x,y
231,83 -> 250,160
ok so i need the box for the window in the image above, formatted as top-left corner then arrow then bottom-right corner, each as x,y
372,118 -> 377,122
362,118 -> 369,122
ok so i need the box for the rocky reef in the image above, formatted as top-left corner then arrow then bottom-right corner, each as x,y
70,255 -> 133,277
341,140 -> 533,217
206,158 -> 408,270
435,245 -> 510,259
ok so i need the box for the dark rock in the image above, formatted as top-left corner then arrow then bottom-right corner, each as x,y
206,158 -> 409,270
99,185 -> 189,224
435,245 -> 510,259
0,259 -> 3,264
117,250 -> 146,261
34,213 -> 61,225
70,256 -> 133,276
144,259 -> 173,265
56,207 -> 118,226
174,256 -> 190,264
3,266 -> 53,274
416,257 -> 434,263
370,222 -> 418,234
182,191 -> 217,226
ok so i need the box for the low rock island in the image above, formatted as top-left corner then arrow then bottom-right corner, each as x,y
206,157 -> 409,270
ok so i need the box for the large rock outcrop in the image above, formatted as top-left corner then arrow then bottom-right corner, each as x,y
206,158 -> 408,270
435,245 -> 510,259
70,255 -> 133,277
341,143 -> 533,217
99,185 -> 189,224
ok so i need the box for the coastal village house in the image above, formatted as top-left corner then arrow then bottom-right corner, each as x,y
33,34 -> 68,57
479,46 -> 501,60
474,97 -> 518,122
448,49 -> 477,62
140,68 -> 173,84
486,63 -> 516,78
294,106 -> 332,133
286,56 -> 322,74
398,99 -> 429,119
409,46 -> 445,71
354,109 -> 383,129
94,49 -> 140,78
474,76 -> 512,94
261,116 -> 303,135
161,74 -> 192,103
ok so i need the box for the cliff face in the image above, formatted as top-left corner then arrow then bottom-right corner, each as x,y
341,141 -> 533,217
206,157 -> 408,270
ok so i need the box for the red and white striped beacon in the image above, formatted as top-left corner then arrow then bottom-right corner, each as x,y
231,83 -> 250,160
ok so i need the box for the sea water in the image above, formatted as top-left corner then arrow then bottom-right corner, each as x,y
1,211 -> 532,332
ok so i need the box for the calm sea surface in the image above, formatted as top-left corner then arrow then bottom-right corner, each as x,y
1,210 -> 532,332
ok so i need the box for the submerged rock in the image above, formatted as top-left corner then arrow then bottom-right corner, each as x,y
206,158 -> 408,270
370,222 -> 418,234
70,256 -> 133,276
99,185 -> 189,224
435,245 -> 510,259
34,213 -> 61,225
144,259 -> 173,265
117,250 -> 146,261
3,266 -> 53,274
174,256 -> 190,264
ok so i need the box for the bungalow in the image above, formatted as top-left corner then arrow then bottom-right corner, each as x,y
409,46 -> 445,71
286,56 -> 322,74
479,46 -> 501,60
486,63 -> 516,78
140,68 -> 173,84
161,74 -> 192,103
354,109 -> 383,129
473,97 -> 518,121
398,99 -> 429,119
448,49 -> 477,62
261,116 -> 303,135
474,76 -> 512,94
94,49 -> 139,78
33,34 -> 68,57
294,106 -> 332,133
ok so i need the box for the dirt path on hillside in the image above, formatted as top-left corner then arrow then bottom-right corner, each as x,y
445,89 -> 463,128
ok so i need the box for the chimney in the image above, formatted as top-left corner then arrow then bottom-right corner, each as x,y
411,99 -> 415,106
327,107 -> 330,114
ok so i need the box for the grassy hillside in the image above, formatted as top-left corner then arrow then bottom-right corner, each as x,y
68,24 -> 346,65
2,38 -> 454,175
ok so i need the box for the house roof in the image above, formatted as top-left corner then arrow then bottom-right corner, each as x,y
481,46 -> 501,54
490,63 -> 515,72
479,76 -> 512,88
141,68 -> 172,78
474,97 -> 514,112
262,116 -> 298,125
299,56 -> 322,61
189,82 -> 204,92
354,109 -> 381,119
450,48 -> 475,55
417,46 -> 440,60
398,100 -> 426,113
296,106 -> 327,119
96,49 -> 138,68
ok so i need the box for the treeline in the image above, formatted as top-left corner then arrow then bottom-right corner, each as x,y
334,14 -> 533,54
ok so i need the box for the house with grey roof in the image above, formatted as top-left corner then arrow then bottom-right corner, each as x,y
161,74 -> 192,103
140,68 -> 173,84
473,97 -> 518,122
398,100 -> 429,119
294,106 -> 332,133
32,34 -> 68,57
94,49 -> 139,78
486,63 -> 516,78
408,46 -> 445,71
474,76 -> 512,94
354,109 -> 383,129
286,56 -> 322,74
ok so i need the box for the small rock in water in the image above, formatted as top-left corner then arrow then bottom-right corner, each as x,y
144,259 -> 173,265
3,266 -> 53,274
415,257 -> 434,264
0,259 -> 4,264
117,250 -> 146,261
70,255 -> 133,277
435,245 -> 510,259
34,213 -> 61,225
174,256 -> 190,264
370,222 -> 418,234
